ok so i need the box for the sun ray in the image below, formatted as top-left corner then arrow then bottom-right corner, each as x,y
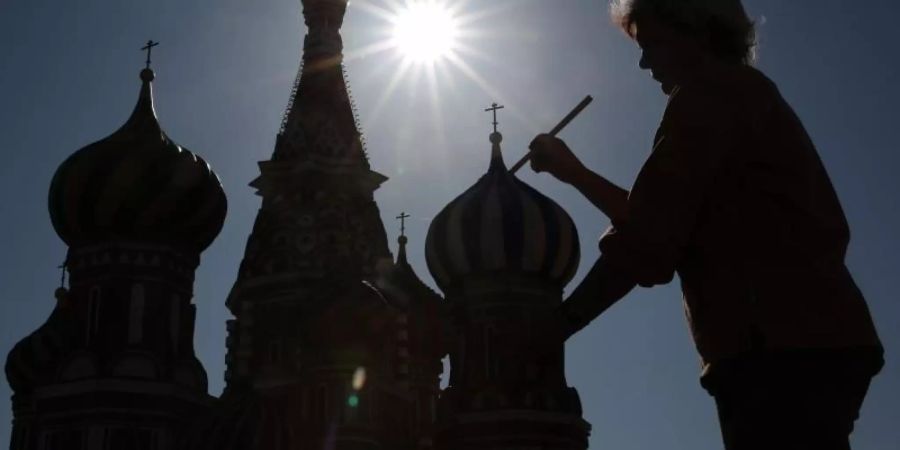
449,42 -> 494,66
433,57 -> 458,95
444,51 -> 539,132
443,52 -> 502,105
350,0 -> 402,22
361,55 -> 414,132
452,1 -> 514,28
344,40 -> 398,62
348,0 -> 540,156
425,61 -> 445,139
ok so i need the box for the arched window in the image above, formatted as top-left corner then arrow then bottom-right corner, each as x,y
128,284 -> 145,344
86,287 -> 101,344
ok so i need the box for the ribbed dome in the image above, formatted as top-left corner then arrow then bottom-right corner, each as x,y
425,132 -> 580,292
48,69 -> 227,252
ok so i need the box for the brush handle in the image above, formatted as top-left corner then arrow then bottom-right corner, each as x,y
509,95 -> 593,174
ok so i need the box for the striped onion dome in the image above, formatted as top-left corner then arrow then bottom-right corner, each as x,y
48,69 -> 227,252
425,131 -> 580,292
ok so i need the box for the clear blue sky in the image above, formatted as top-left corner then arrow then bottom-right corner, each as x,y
1,1 -> 897,448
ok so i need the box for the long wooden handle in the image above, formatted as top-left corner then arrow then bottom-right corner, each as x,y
509,95 -> 593,174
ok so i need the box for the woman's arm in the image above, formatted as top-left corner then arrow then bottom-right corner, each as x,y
557,255 -> 636,338
518,255 -> 636,356
529,134 -> 630,224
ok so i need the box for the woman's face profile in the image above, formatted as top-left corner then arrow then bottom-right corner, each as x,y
634,17 -> 710,94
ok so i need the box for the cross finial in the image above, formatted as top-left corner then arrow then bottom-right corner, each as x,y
141,40 -> 159,70
57,258 -> 67,288
396,212 -> 411,237
484,102 -> 505,133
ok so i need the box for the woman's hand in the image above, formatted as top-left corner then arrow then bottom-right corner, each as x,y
530,134 -> 630,224
528,134 -> 587,184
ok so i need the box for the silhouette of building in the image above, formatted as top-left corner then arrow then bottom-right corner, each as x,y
425,129 -> 590,450
6,0 -> 589,449
183,0 -> 444,448
5,65 -> 227,449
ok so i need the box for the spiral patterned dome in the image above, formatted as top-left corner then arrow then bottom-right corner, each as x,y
425,131 -> 580,292
48,69 -> 227,252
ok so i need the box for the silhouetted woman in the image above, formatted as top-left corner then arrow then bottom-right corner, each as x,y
527,1 -> 883,449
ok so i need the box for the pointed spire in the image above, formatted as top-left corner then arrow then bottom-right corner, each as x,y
484,102 -> 506,172
271,0 -> 370,169
397,235 -> 409,266
301,0 -> 348,60
114,40 -> 162,138
126,40 -> 162,134
109,67 -> 163,140
396,212 -> 411,266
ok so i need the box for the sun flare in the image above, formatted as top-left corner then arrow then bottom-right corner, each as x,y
346,0 -> 520,141
390,2 -> 459,63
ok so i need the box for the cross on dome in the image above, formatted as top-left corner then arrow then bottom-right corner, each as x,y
484,102 -> 505,133
396,212 -> 411,238
57,258 -> 67,288
141,40 -> 159,70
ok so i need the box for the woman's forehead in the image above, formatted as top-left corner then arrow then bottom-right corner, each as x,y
632,18 -> 666,45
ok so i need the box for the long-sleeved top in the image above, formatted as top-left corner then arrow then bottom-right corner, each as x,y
595,66 -> 882,376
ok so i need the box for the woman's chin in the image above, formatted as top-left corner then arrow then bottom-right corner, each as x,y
661,82 -> 676,95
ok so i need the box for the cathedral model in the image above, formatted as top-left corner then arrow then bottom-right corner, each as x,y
5,0 -> 590,449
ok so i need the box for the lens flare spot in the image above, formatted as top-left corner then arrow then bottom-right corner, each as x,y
352,367 -> 367,391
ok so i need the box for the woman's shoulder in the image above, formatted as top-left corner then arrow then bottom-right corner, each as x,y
668,65 -> 783,125
679,65 -> 778,99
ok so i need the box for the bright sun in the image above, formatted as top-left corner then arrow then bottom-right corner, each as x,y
346,0 -> 512,135
391,2 -> 459,63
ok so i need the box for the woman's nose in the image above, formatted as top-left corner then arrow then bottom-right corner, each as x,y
639,52 -> 650,70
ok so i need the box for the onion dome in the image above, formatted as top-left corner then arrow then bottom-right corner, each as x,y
425,130 -> 580,292
48,68 -> 227,252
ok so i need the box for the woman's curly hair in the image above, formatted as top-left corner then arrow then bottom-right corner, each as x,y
611,0 -> 757,65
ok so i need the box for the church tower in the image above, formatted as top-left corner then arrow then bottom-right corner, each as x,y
199,1 -> 444,449
5,55 -> 227,450
425,117 -> 591,449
